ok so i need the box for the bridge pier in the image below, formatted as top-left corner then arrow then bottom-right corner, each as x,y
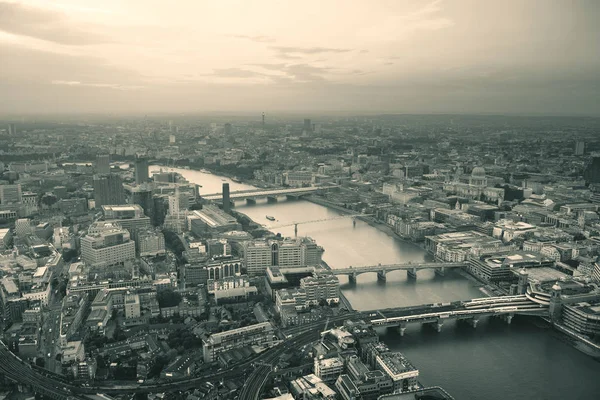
467,316 -> 479,328
246,198 -> 256,205
397,322 -> 407,336
434,266 -> 445,277
267,196 -> 278,203
286,194 -> 300,201
407,268 -> 417,279
377,270 -> 387,282
502,313 -> 514,325
348,273 -> 357,284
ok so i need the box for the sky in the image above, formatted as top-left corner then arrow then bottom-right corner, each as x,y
0,0 -> 599,115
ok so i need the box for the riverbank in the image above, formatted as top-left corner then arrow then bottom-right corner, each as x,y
320,259 -> 354,312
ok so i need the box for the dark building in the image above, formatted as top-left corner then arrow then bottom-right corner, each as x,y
93,174 -> 125,207
222,183 -> 231,213
303,118 -> 312,132
131,188 -> 154,218
134,156 -> 149,184
152,196 -> 169,226
584,157 -> 600,184
95,154 -> 110,175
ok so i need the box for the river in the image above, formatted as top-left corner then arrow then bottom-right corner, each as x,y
152,166 -> 600,399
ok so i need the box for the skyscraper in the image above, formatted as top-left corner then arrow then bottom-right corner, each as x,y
134,156 -> 149,184
224,123 -> 232,135
303,118 -> 312,133
93,174 -> 125,207
95,154 -> 110,174
222,183 -> 231,213
7,123 -> 16,135
575,141 -> 585,156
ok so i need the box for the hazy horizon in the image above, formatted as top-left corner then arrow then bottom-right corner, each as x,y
1,0 -> 599,115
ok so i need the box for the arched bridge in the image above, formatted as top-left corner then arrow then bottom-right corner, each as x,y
332,262 -> 466,282
362,294 -> 548,335
201,185 -> 339,203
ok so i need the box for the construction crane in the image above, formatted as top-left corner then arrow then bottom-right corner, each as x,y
320,317 -> 330,345
267,214 -> 374,238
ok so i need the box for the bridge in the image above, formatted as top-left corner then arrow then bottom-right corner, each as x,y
332,262 -> 466,282
362,294 -> 548,335
201,185 -> 339,203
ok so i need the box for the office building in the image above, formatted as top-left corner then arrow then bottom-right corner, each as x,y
202,321 -> 274,362
80,223 -> 136,267
134,156 -> 149,184
0,228 -> 12,249
575,141 -> 585,156
304,118 -> 312,132
0,184 -> 22,204
244,237 -> 324,276
95,154 -> 111,174
222,183 -> 231,213
124,293 -> 141,319
137,230 -> 165,257
93,174 -> 125,207
290,375 -> 337,400
102,205 -> 151,239
300,272 -> 340,305
314,356 -> 344,383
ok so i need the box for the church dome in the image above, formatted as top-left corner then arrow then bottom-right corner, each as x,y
471,166 -> 486,177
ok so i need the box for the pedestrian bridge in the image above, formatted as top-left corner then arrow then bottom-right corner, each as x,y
362,295 -> 549,335
201,185 -> 339,202
332,262 -> 466,282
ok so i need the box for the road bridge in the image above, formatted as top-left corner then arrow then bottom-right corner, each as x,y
201,185 -> 339,203
362,295 -> 548,335
332,262 -> 466,282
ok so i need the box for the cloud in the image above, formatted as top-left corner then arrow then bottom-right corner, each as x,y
0,1 -> 113,45
51,80 -> 144,90
270,46 -> 353,59
229,34 -> 275,43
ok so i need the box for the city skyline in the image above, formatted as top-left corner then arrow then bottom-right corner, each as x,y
1,0 -> 599,115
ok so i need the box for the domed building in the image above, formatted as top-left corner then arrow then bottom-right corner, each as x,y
469,166 -> 488,187
442,165 -> 505,205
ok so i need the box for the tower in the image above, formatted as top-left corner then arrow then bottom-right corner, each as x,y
222,183 -> 231,213
93,174 -> 125,207
262,112 -> 265,127
95,154 -> 110,175
134,156 -> 149,184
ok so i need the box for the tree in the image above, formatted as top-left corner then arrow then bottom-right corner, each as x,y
157,289 -> 182,308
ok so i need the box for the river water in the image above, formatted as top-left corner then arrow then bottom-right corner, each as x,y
153,166 -> 600,399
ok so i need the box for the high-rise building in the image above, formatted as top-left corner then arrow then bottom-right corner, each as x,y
584,157 -> 600,185
93,174 -> 125,207
303,118 -> 312,133
575,141 -> 585,156
7,123 -> 17,135
224,123 -> 232,135
222,183 -> 231,213
95,154 -> 111,175
134,156 -> 149,184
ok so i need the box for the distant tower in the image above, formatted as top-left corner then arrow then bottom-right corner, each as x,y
134,156 -> 149,185
95,154 -> 111,175
222,183 -> 231,213
574,141 -> 585,156
7,123 -> 16,135
262,112 -> 265,127
224,123 -> 233,135
303,118 -> 312,133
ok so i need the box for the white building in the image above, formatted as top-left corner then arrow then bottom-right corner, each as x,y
80,224 -> 136,267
